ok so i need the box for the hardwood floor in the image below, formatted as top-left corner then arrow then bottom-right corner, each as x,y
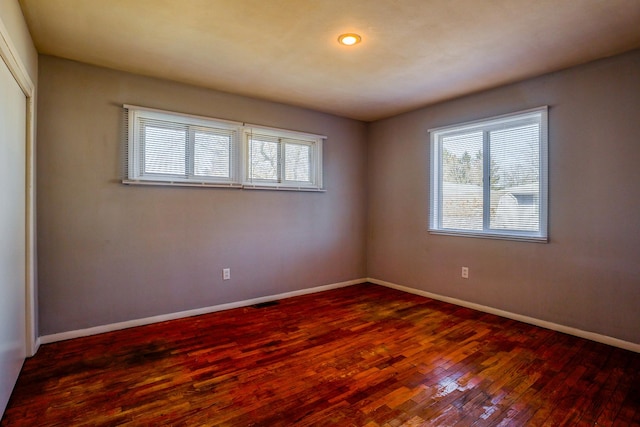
2,283 -> 639,426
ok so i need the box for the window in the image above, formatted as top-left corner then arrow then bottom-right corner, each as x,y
125,106 -> 241,187
243,128 -> 322,190
124,105 -> 324,191
429,107 -> 548,242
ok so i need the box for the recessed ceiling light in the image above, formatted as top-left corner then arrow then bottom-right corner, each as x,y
338,33 -> 362,46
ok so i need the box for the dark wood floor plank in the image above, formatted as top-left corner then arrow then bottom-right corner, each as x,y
2,283 -> 639,426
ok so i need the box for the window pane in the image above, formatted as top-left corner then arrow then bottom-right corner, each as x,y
284,143 -> 311,182
143,125 -> 186,175
249,138 -> 279,181
489,124 -> 540,231
440,132 -> 483,230
194,131 -> 231,178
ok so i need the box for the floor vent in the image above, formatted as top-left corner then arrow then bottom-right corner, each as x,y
252,301 -> 280,309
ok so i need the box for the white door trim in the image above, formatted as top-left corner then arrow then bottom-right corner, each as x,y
0,17 -> 38,356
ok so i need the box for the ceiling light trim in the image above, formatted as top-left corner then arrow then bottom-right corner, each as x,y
338,33 -> 362,46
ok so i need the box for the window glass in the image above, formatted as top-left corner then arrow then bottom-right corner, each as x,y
284,143 -> 311,183
249,137 -> 279,181
441,131 -> 483,231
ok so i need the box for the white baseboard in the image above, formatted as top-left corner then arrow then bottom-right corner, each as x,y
368,278 -> 640,353
38,277 -> 639,354
39,278 -> 367,345
29,337 -> 41,357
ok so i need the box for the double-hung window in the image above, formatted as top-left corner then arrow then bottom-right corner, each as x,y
243,127 -> 322,190
429,107 -> 548,242
124,105 -> 324,191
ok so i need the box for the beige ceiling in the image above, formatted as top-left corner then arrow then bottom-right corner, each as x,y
18,0 -> 640,121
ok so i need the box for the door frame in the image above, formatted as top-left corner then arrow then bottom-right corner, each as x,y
0,18 -> 37,356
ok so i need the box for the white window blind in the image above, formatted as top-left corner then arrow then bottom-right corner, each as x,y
193,128 -> 233,178
142,120 -> 187,176
124,105 -> 324,191
429,107 -> 548,242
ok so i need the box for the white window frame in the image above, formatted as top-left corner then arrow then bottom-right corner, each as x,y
242,126 -> 324,191
429,107 -> 548,242
124,105 -> 242,187
123,105 -> 325,191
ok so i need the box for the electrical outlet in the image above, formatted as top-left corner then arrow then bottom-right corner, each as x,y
461,267 -> 469,279
223,268 -> 230,280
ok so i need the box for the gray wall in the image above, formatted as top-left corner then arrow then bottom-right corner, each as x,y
37,56 -> 367,335
38,51 -> 640,345
367,50 -> 640,344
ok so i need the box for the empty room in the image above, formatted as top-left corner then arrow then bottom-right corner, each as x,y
1,0 -> 639,425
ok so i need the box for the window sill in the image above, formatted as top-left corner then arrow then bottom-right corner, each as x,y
428,229 -> 548,243
123,179 -> 242,189
122,180 -> 325,192
242,184 -> 325,192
